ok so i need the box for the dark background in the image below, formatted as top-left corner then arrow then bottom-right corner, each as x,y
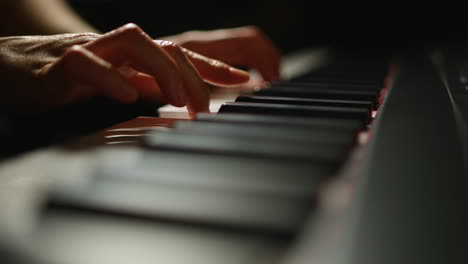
3,0 -> 467,158
68,0 -> 468,53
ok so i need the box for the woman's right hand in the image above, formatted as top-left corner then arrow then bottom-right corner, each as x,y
0,23 -> 250,115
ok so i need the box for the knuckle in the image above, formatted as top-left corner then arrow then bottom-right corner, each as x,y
59,33 -> 100,47
63,46 -> 85,63
242,25 -> 262,36
80,33 -> 100,43
158,40 -> 181,53
61,46 -> 91,72
67,44 -> 84,53
122,23 -> 142,31
119,23 -> 144,37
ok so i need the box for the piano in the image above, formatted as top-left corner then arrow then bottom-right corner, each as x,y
0,44 -> 467,264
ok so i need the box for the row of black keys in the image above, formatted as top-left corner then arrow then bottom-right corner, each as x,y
49,58 -> 390,235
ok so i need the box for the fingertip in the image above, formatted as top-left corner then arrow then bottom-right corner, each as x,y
170,101 -> 187,107
229,67 -> 250,82
187,102 -> 210,117
169,99 -> 187,107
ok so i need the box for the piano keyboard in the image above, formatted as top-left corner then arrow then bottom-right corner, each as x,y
47,48 -> 393,235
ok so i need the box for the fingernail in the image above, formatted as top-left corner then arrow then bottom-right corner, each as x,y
229,67 -> 250,80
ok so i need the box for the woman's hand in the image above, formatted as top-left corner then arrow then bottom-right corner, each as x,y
166,26 -> 282,83
0,23 -> 250,114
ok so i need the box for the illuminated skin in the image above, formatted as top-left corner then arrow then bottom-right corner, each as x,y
165,26 -> 281,82
0,0 -> 281,116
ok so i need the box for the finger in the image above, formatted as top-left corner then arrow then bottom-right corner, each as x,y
180,47 -> 250,86
120,67 -> 167,103
231,26 -> 282,81
157,40 -> 209,113
231,35 -> 281,82
83,23 -> 187,107
184,26 -> 281,82
44,45 -> 138,104
197,39 -> 280,82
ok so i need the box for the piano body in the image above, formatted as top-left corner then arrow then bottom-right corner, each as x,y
0,43 -> 467,264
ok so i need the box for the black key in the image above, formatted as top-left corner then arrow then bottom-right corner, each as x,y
296,69 -> 387,79
254,87 -> 378,104
290,75 -> 383,86
49,150 -> 327,233
196,113 -> 364,131
145,130 -> 350,164
271,81 -> 381,91
219,102 -> 371,125
173,120 -> 357,145
235,95 -> 374,109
